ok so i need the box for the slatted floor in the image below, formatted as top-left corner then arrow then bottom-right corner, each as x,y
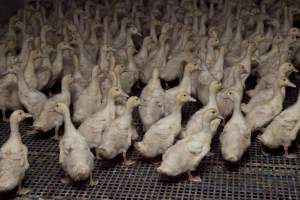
0,77 -> 299,200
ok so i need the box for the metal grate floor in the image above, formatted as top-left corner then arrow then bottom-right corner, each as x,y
0,77 -> 300,200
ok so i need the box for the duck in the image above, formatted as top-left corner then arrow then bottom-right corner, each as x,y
140,33 -> 169,84
135,92 -> 196,159
0,110 -> 32,195
164,62 -> 200,115
8,64 -> 47,120
79,87 -> 128,159
23,50 -> 42,90
32,74 -> 73,140
245,77 -> 296,132
139,68 -> 165,131
119,45 -> 139,94
181,81 -> 222,139
220,89 -> 251,162
69,54 -> 88,102
47,41 -> 73,89
97,96 -> 140,165
52,103 -> 95,186
243,63 -> 298,112
246,62 -> 296,98
73,65 -> 102,124
217,65 -> 246,118
157,108 -> 222,182
258,92 -> 300,159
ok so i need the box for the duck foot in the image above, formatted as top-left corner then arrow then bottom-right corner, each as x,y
51,135 -> 60,141
60,177 -> 72,185
284,153 -> 297,159
123,152 -> 136,166
89,174 -> 98,186
188,171 -> 202,183
206,152 -> 215,157
27,129 -> 38,135
284,146 -> 297,159
17,184 -> 31,196
123,160 -> 136,166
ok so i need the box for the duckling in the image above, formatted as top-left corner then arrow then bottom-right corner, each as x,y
158,108 -> 222,182
0,110 -> 32,195
258,92 -> 300,159
135,92 -> 196,159
33,75 -> 73,140
52,103 -> 95,186
73,65 -> 102,124
220,89 -> 251,162
97,96 -> 140,165
139,68 -> 165,131
164,62 -> 200,115
79,87 -> 128,158
245,77 -> 296,132
181,81 -> 222,138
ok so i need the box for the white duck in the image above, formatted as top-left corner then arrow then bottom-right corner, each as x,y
73,65 -> 102,124
78,87 -> 128,159
258,92 -> 300,158
139,68 -> 165,131
220,89 -> 251,162
181,81 -> 222,139
245,77 -> 296,132
33,74 -> 73,140
0,110 -> 32,195
53,103 -> 95,186
97,96 -> 140,165
158,108 -> 221,182
135,92 -> 196,159
164,62 -> 200,115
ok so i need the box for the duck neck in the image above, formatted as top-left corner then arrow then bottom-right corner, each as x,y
9,121 -> 22,143
192,14 -> 199,34
202,117 -> 212,134
232,96 -> 243,119
150,22 -> 158,42
283,6 -> 291,34
233,19 -> 242,43
62,109 -> 75,134
207,88 -> 217,108
90,25 -> 98,43
61,81 -> 70,94
180,68 -> 192,92
200,14 -> 207,36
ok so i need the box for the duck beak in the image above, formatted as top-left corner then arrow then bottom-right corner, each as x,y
189,97 -> 197,102
293,68 -> 299,73
24,113 -> 32,119
217,115 -> 224,120
121,91 -> 129,98
287,81 -> 296,88
135,32 -> 143,37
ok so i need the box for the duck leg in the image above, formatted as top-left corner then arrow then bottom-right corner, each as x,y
1,108 -> 8,122
52,126 -> 60,141
187,171 -> 202,183
122,152 -> 136,166
284,145 -> 297,159
89,173 -> 98,186
17,183 -> 31,196
257,136 -> 269,156
95,148 -> 102,160
60,176 -> 72,185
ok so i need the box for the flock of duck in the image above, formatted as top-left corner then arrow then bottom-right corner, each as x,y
0,0 -> 299,196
